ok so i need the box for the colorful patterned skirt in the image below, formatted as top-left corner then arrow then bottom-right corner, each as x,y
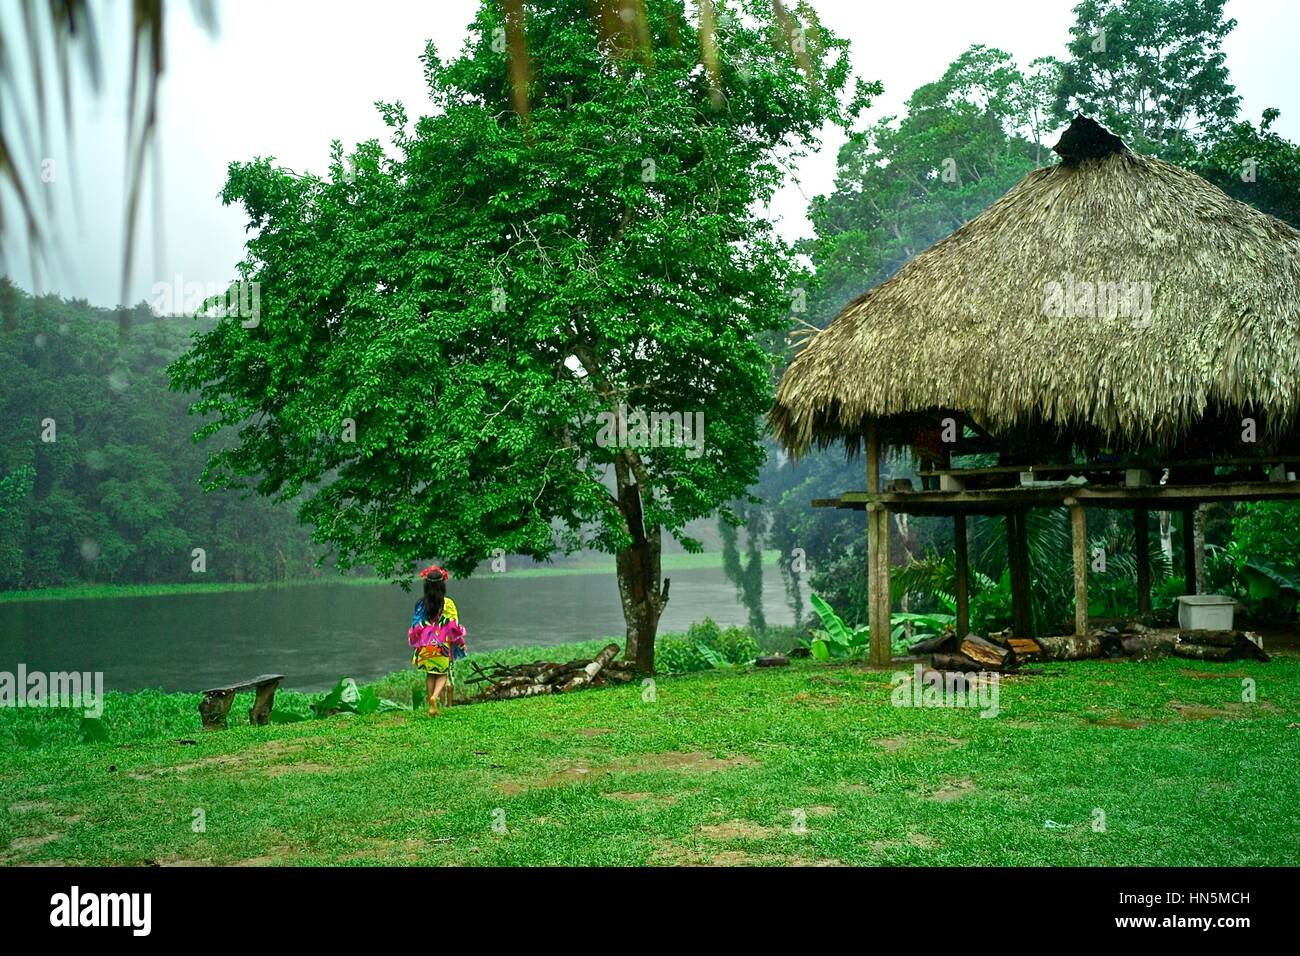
412,642 -> 454,674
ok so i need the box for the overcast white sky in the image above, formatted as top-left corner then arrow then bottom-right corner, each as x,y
4,0 -> 1298,308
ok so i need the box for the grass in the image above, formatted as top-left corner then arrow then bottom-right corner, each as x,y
1,648 -> 1297,866
0,551 -> 778,604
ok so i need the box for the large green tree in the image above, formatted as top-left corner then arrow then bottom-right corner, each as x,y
1054,0 -> 1240,154
169,0 -> 869,671
801,45 -> 1056,326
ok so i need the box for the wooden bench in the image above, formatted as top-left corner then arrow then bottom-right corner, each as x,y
199,674 -> 284,730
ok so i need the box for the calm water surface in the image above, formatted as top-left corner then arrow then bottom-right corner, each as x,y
0,567 -> 793,692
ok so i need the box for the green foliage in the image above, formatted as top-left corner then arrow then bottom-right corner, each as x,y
657,617 -> 759,673
168,0 -> 868,606
1192,109 -> 1300,227
309,677 -> 408,719
890,611 -> 956,648
806,591 -> 869,660
802,45 -> 1055,326
969,569 -> 1015,634
1229,501 -> 1300,573
1055,0 -> 1240,154
0,283 -> 324,590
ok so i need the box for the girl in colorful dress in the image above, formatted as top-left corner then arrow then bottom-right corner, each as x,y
408,565 -> 466,716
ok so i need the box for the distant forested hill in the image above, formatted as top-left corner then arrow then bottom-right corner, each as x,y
0,281 -> 326,590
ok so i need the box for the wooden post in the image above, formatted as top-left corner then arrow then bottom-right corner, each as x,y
1182,506 -> 1197,595
1006,510 -> 1034,638
868,504 -> 892,667
1067,498 -> 1088,637
1135,507 -> 1151,614
954,513 -> 970,637
865,422 -> 890,666
866,420 -> 881,494
1193,505 -> 1206,594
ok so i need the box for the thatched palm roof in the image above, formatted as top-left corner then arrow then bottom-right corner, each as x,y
771,116 -> 1300,455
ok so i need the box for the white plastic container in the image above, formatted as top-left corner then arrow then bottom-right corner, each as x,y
1177,595 -> 1234,631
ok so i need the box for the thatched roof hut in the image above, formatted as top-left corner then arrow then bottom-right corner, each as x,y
771,116 -> 1300,456
771,116 -> 1300,663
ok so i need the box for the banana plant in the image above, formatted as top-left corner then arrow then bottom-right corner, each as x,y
808,592 -> 870,660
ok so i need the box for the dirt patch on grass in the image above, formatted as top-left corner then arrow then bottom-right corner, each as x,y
7,800 -> 52,814
6,833 -> 61,855
650,843 -> 781,866
1,811 -> 84,863
698,820 -> 778,840
650,841 -> 839,867
129,739 -> 310,779
1169,701 -> 1260,720
839,783 -> 876,795
926,778 -> 977,802
1091,715 -> 1151,728
265,761 -> 335,778
498,750 -> 757,796
575,727 -> 615,737
150,855 -> 215,867
339,838 -> 431,863
873,734 -> 966,752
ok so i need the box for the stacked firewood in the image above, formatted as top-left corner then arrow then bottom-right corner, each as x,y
915,622 -> 1269,672
463,643 -> 637,702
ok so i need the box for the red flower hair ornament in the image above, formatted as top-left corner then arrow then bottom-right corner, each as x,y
419,564 -> 450,581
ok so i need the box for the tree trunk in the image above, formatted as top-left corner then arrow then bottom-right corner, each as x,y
613,463 -> 669,674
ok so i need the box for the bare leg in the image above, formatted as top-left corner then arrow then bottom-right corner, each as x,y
426,673 -> 438,716
430,673 -> 449,713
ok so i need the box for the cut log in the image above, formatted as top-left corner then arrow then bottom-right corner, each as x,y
756,654 -> 790,667
556,643 -> 620,693
960,633 -> 1016,671
1035,634 -> 1103,660
909,632 -> 959,655
1172,641 -> 1234,662
1120,634 -> 1177,660
491,683 -> 555,700
932,652 -> 995,672
1007,638 -> 1042,658
1094,626 -> 1126,657
1178,630 -> 1272,661
1179,630 -> 1240,647
1239,632 -> 1271,662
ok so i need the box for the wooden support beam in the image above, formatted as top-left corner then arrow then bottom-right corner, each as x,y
1135,506 -> 1151,614
867,504 -> 892,667
954,513 -> 970,638
1067,498 -> 1088,637
866,420 -> 881,495
1182,506 -> 1197,595
865,422 -> 890,667
822,480 -> 1300,515
1006,510 -> 1034,638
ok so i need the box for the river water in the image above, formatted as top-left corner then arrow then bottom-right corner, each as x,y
0,566 -> 794,692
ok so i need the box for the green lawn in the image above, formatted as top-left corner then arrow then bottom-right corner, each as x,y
2,648 -> 1297,866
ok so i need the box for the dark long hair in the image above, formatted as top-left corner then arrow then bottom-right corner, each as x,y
422,574 -> 446,622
